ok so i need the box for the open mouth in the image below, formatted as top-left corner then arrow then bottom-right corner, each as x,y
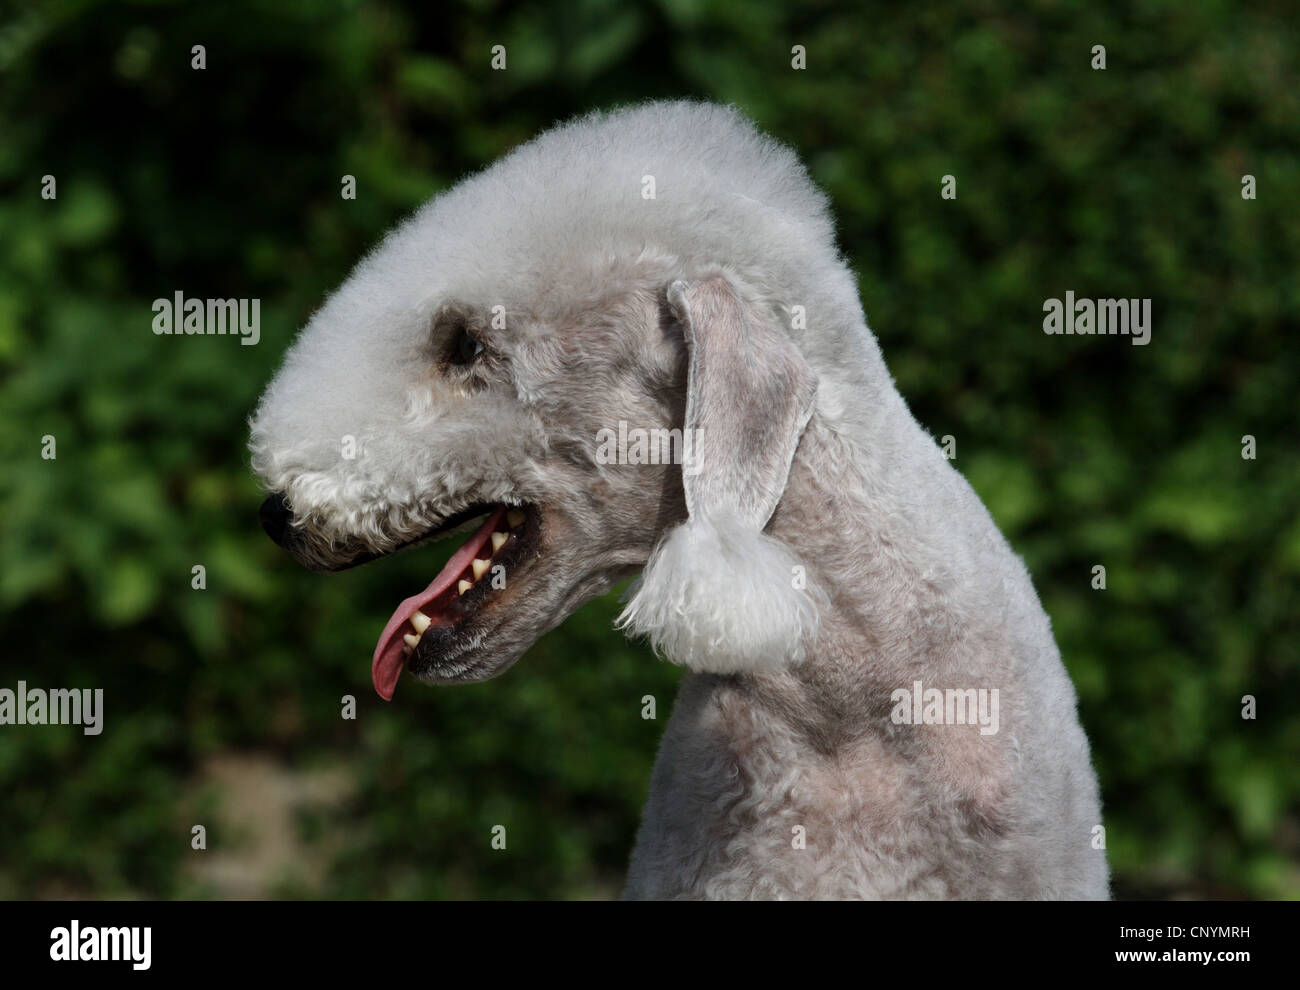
370,504 -> 533,700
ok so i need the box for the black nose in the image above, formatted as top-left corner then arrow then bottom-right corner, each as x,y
259,493 -> 293,547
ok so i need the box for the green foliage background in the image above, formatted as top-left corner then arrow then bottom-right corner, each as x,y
1,0 -> 1296,899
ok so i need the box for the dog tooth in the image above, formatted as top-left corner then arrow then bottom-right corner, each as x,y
458,579 -> 473,595
471,557 -> 490,580
506,508 -> 525,528
410,610 -> 431,634
402,645 -> 413,657
403,633 -> 420,649
491,532 -> 508,553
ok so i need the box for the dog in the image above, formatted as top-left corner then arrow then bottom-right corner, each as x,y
250,100 -> 1109,899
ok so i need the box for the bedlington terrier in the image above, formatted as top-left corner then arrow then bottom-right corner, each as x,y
249,100 -> 1109,899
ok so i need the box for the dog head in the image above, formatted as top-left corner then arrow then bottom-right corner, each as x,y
250,101 -> 857,697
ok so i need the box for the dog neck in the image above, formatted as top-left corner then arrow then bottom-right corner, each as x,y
740,405 -> 959,749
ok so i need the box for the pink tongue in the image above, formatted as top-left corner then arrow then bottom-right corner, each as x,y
371,506 -> 507,701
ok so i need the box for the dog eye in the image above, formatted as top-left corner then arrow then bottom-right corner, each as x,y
451,326 -> 484,365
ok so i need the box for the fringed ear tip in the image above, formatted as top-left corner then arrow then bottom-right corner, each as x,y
617,514 -> 822,674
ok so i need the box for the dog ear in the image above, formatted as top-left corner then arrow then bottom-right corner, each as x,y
618,274 -> 823,673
